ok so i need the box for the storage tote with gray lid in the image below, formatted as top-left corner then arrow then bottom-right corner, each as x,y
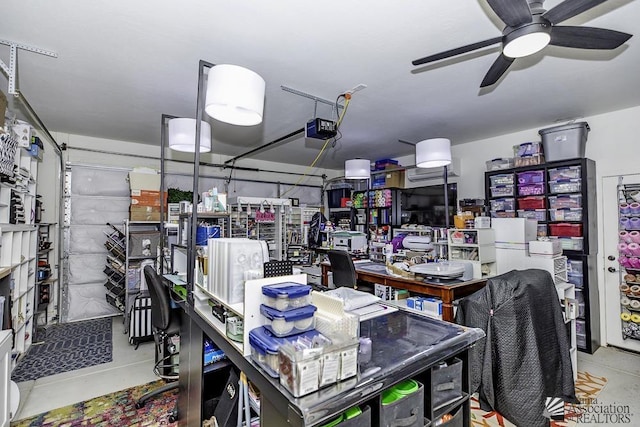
538,121 -> 590,161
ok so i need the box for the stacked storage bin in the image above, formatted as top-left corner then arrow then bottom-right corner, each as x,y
516,169 -> 547,237
547,165 -> 584,251
249,282 -> 359,397
489,173 -> 516,218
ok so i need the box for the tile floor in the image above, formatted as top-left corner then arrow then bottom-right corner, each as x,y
13,316 -> 157,421
11,316 -> 640,425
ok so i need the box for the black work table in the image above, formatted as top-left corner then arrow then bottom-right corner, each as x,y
173,278 -> 484,427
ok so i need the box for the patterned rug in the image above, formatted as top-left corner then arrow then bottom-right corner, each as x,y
11,380 -> 177,427
11,318 -> 113,383
470,371 -> 608,426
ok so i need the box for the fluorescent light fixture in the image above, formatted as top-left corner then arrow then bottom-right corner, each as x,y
416,138 -> 452,168
205,64 -> 266,126
168,118 -> 212,153
345,159 -> 371,179
503,32 -> 551,58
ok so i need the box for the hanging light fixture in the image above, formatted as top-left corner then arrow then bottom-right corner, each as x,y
205,64 -> 266,126
344,159 -> 371,180
415,138 -> 452,168
168,118 -> 212,153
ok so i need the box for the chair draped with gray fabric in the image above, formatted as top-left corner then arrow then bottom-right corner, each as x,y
455,269 -> 578,427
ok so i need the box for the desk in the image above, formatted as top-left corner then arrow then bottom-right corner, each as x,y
320,261 -> 487,322
174,276 -> 484,426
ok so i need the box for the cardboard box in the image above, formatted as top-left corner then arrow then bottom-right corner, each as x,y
373,170 -> 405,189
375,283 -> 395,301
130,205 -> 164,221
129,171 -> 160,191
131,190 -> 168,207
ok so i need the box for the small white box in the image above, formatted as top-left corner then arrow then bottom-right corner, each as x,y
474,216 -> 491,229
529,240 -> 563,257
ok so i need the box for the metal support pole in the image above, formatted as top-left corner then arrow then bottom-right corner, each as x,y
443,165 -> 450,228
159,114 -> 178,274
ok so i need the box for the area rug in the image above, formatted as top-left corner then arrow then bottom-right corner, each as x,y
470,370 -> 608,426
11,380 -> 177,427
11,318 -> 113,383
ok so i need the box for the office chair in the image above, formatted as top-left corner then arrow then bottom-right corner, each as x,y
327,250 -> 373,293
136,265 -> 181,421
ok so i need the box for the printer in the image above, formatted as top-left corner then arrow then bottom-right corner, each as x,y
332,231 -> 368,252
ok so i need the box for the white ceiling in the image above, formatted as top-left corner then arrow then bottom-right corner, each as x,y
2,0 -> 639,170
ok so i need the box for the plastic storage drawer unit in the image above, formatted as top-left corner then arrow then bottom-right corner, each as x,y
486,158 -> 514,171
568,259 -> 583,274
490,210 -> 516,218
517,209 -> 546,221
549,179 -> 581,194
260,304 -> 317,337
490,186 -> 515,198
518,183 -> 545,196
517,196 -> 546,210
549,236 -> 584,251
549,208 -> 582,221
514,154 -> 544,167
261,282 -> 312,311
549,195 -> 582,209
517,170 -> 544,184
490,174 -> 515,186
549,223 -> 583,237
548,166 -> 581,181
490,198 -> 515,211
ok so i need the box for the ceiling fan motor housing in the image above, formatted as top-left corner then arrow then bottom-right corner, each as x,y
502,15 -> 552,58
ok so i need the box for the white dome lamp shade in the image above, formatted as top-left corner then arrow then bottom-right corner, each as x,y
205,64 -> 266,126
416,138 -> 452,168
345,159 -> 371,180
168,118 -> 212,153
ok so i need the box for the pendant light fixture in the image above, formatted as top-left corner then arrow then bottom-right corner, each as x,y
344,159 -> 371,180
205,64 -> 266,126
168,118 -> 212,153
415,138 -> 452,168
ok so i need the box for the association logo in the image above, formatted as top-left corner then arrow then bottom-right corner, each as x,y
544,397 -> 634,424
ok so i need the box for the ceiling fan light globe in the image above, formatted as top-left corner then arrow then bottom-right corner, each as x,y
503,32 -> 551,58
416,138 -> 452,168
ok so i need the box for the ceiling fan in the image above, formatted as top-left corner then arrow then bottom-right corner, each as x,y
411,0 -> 633,87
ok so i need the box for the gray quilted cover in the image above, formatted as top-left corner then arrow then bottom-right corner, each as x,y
456,269 -> 578,427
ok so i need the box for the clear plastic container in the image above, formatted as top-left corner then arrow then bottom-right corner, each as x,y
549,223 -> 583,237
514,154 -> 544,167
513,141 -> 543,157
261,282 -> 312,311
490,186 -> 514,198
549,236 -> 584,251
249,326 -> 320,377
577,333 -> 587,348
576,320 -> 586,335
548,166 -> 581,181
260,304 -> 317,337
549,195 -> 582,209
549,208 -> 583,222
518,183 -> 545,196
490,174 -> 515,187
549,179 -> 581,194
517,170 -> 544,184
517,196 -> 546,210
490,210 -> 516,218
568,272 -> 583,287
537,224 -> 548,237
490,198 -> 515,211
517,209 -> 546,221
568,259 -> 583,275
486,158 -> 514,171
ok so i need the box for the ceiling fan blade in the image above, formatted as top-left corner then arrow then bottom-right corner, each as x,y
486,0 -> 533,27
412,37 -> 502,66
550,26 -> 632,49
542,0 -> 608,25
480,54 -> 515,87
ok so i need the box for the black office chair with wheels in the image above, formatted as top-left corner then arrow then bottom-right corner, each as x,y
327,250 -> 373,293
136,265 -> 181,421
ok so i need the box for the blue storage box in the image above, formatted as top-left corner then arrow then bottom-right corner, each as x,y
260,304 -> 317,337
262,282 -> 312,311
